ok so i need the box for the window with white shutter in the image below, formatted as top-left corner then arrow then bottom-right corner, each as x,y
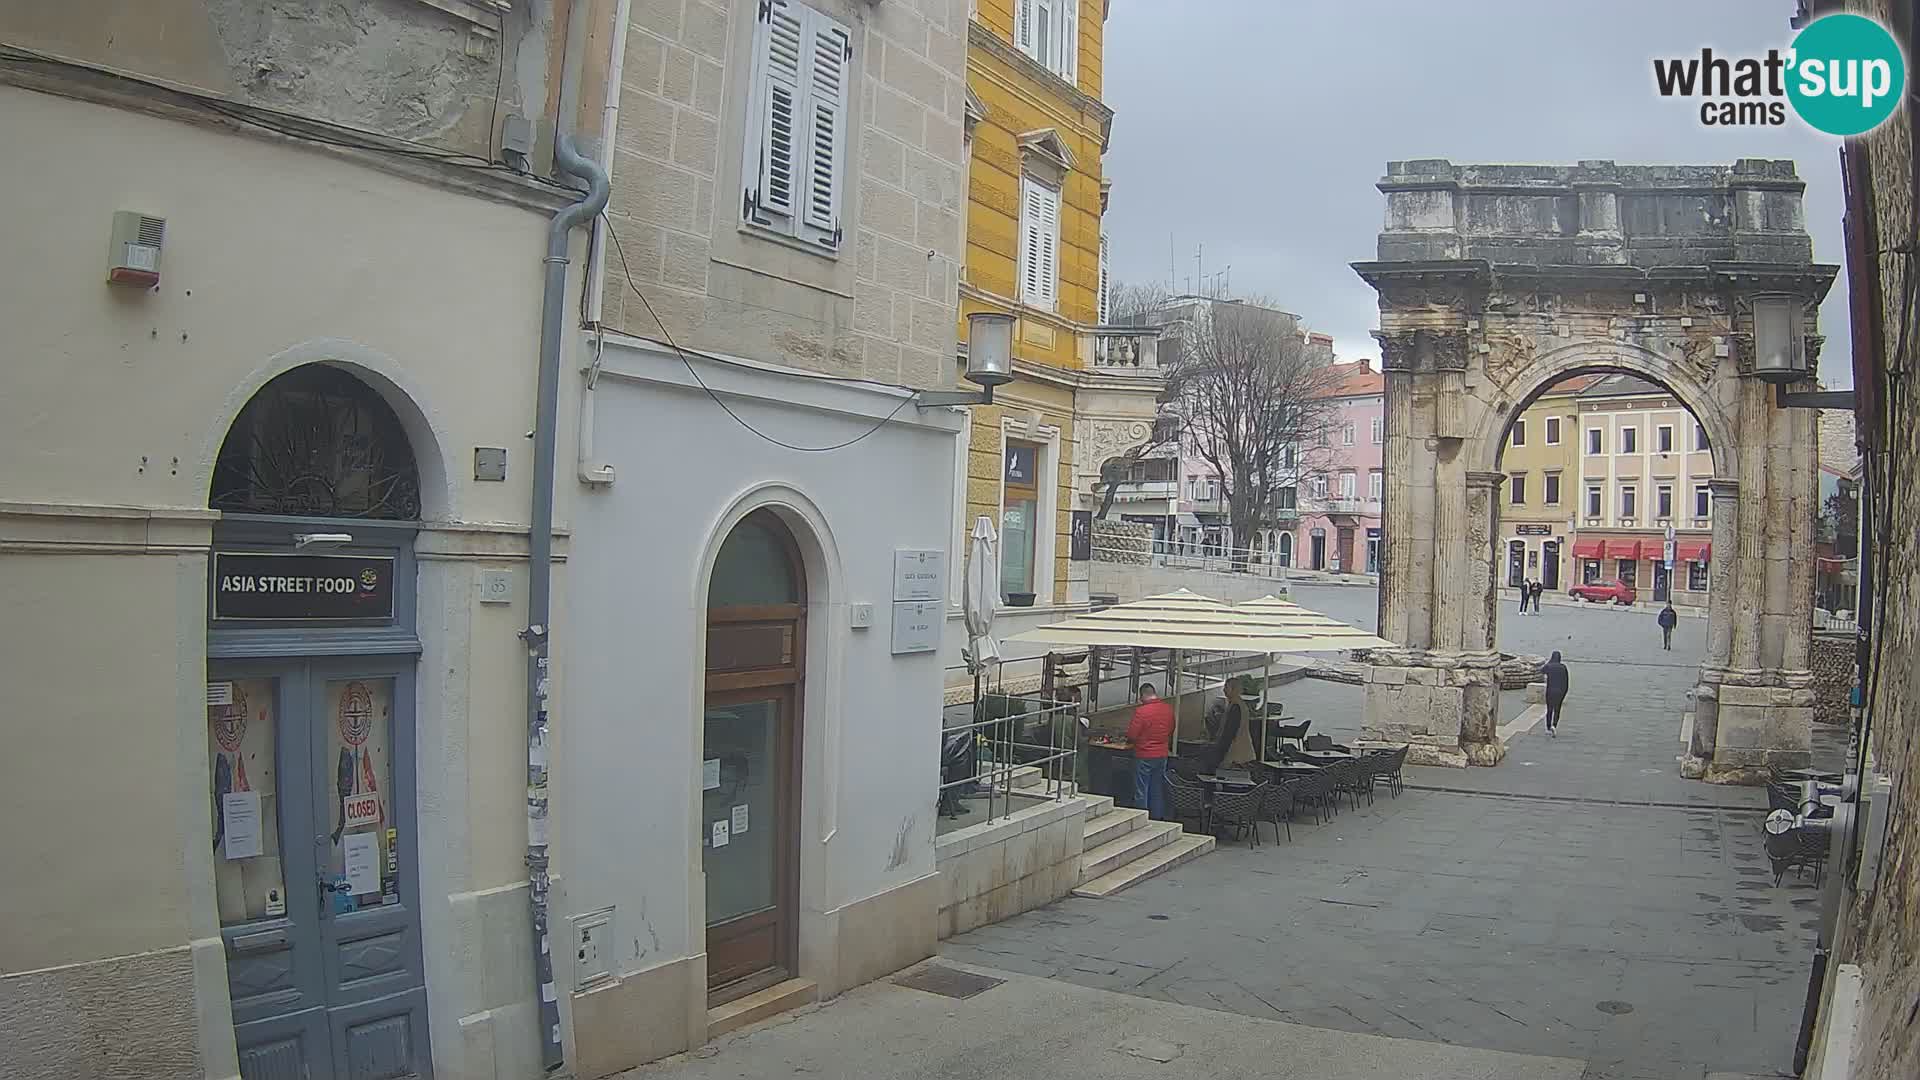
1015,0 -> 1076,82
1016,0 -> 1036,58
1097,233 -> 1110,324
1060,0 -> 1077,84
743,0 -> 851,253
1018,176 -> 1059,311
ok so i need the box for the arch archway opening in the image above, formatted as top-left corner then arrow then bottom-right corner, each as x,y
210,363 -> 423,520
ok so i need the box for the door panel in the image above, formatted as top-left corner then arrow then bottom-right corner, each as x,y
703,691 -> 794,995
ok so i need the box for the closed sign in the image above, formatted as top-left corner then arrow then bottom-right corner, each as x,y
343,793 -> 382,829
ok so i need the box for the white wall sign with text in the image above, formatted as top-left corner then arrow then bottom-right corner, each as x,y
892,549 -> 947,602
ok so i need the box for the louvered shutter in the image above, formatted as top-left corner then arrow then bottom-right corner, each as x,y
1098,233 -> 1110,324
797,12 -> 851,248
1061,0 -> 1078,84
746,0 -> 805,229
1038,184 -> 1059,310
1018,178 -> 1044,306
1016,0 -> 1036,59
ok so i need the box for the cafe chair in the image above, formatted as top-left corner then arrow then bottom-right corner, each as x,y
1167,773 -> 1211,834
1370,745 -> 1410,798
1290,768 -> 1336,824
1258,776 -> 1300,843
1211,780 -> 1270,848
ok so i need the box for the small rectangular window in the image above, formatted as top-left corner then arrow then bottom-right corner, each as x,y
1017,176 -> 1061,310
1657,425 -> 1674,453
1545,416 -> 1562,445
1695,485 -> 1711,518
1368,470 -> 1383,502
1544,472 -> 1561,505
1621,427 -> 1638,454
1587,486 -> 1602,517
1587,429 -> 1603,455
1622,486 -> 1637,518
1509,473 -> 1527,505
1657,484 -> 1673,518
1342,423 -> 1355,446
1340,472 -> 1356,500
1371,417 -> 1383,444
1695,423 -> 1710,451
1511,419 -> 1527,448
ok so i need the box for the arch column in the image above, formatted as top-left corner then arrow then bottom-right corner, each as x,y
1685,478 -> 1741,773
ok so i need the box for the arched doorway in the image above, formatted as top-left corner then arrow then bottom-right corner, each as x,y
703,510 -> 805,1002
205,363 -> 432,1078
1278,531 -> 1294,567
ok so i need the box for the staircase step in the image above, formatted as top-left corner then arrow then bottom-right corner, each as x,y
1077,794 -> 1115,817
1072,834 -> 1215,898
1082,807 -> 1148,850
707,977 -> 817,1038
1078,820 -> 1182,882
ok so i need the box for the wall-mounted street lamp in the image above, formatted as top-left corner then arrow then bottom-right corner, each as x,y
917,312 -> 1015,407
1752,294 -> 1855,410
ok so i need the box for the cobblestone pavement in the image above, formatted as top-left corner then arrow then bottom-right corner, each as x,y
943,585 -> 1822,1080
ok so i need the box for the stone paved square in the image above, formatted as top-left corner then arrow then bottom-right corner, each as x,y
942,585 -> 1826,1079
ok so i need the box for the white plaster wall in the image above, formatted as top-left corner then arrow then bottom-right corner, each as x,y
0,87 -> 572,1080
555,336 -> 959,1002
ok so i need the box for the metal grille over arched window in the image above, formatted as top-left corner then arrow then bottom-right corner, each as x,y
211,365 -> 421,520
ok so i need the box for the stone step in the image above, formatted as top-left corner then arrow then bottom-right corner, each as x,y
1082,807 -> 1149,851
1077,820 -> 1183,883
1077,793 -> 1115,817
707,977 -> 817,1039
1072,834 -> 1215,899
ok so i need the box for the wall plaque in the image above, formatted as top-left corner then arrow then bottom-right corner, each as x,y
214,553 -> 395,621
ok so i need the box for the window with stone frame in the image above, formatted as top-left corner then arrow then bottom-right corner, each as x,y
740,0 -> 852,253
1695,485 -> 1711,519
1017,175 -> 1061,310
1544,471 -> 1562,506
1546,416 -> 1562,445
1509,473 -> 1527,505
1015,0 -> 1079,84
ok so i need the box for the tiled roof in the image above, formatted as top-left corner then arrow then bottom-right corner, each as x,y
1316,359 -> 1383,398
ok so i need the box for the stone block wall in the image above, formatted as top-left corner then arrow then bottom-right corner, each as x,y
1090,519 -> 1151,564
934,796 -> 1086,939
1811,633 -> 1853,727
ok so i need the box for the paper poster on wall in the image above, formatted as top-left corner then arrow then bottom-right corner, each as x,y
221,791 -> 263,859
343,832 -> 381,896
710,820 -> 730,848
702,759 -> 721,791
207,682 -> 234,708
731,804 -> 750,835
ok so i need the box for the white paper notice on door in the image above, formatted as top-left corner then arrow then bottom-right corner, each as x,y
710,820 -> 729,848
222,791 -> 263,860
702,758 -> 721,791
206,681 -> 234,708
343,832 -> 381,896
731,804 -> 750,835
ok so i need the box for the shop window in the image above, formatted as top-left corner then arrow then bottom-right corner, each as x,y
1618,559 -> 1638,586
1688,561 -> 1709,591
1001,440 -> 1043,599
211,365 -> 421,519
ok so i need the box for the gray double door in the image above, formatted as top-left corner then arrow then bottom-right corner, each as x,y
209,657 -> 430,1080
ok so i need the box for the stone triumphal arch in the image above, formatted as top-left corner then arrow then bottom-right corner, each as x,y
1353,159 -> 1836,781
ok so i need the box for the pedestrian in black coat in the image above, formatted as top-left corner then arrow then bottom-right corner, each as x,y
1657,604 -> 1678,650
1530,579 -> 1545,614
1518,578 -> 1532,614
1542,651 -> 1570,736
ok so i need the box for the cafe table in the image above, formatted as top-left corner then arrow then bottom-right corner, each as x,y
1294,749 -> 1355,764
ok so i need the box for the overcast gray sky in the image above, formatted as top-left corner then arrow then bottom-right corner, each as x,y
1102,0 -> 1852,387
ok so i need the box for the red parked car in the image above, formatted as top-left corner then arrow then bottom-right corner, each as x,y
1569,579 -> 1636,605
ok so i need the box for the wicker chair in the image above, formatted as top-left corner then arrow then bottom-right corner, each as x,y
1765,821 -> 1830,886
1291,768 -> 1336,824
1211,781 -> 1269,848
1370,745 -> 1410,797
1767,781 -> 1812,816
1272,719 -> 1311,751
1167,773 -> 1211,834
1258,775 -> 1300,843
1334,755 -> 1375,808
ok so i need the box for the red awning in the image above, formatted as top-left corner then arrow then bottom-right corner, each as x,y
1572,539 -> 1605,560
1604,539 -> 1642,560
1676,539 -> 1711,563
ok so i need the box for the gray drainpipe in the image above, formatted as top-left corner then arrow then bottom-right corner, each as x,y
526,131 -> 609,1072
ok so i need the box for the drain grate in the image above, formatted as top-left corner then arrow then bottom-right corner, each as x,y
894,964 -> 1005,999
1595,999 -> 1636,1015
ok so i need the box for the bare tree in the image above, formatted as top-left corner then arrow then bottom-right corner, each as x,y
1173,298 -> 1343,557
1106,279 -> 1172,326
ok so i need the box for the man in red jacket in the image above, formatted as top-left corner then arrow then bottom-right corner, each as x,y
1127,684 -> 1176,820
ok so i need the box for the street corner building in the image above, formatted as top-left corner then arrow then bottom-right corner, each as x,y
0,0 -> 969,1078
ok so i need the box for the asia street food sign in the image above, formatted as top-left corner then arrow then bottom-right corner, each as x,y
214,553 -> 395,620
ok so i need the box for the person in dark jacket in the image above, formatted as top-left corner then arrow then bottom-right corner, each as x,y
1542,651 -> 1570,736
1518,578 -> 1532,614
1657,604 -> 1678,650
1529,579 -> 1544,614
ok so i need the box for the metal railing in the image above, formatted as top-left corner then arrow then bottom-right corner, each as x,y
939,671 -> 1080,832
1091,538 -> 1298,579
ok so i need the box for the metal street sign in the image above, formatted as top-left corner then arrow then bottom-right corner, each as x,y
1664,524 -> 1676,570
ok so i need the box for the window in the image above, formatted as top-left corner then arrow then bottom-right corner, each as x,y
1510,419 -> 1527,448
1097,233 -> 1110,324
1311,477 -> 1328,499
1016,0 -> 1079,82
1276,485 -> 1297,511
1283,444 -> 1296,470
1339,472 -> 1356,500
1586,485 -> 1602,517
1695,422 -> 1710,451
1371,417 -> 1384,444
1689,561 -> 1709,591
1342,422 -> 1356,446
1000,440 -> 1042,598
1695,485 -> 1711,519
1621,485 -> 1637,518
1587,428 -> 1603,455
1545,416 -> 1562,445
1368,470 -> 1383,502
742,0 -> 851,252
1544,472 -> 1561,506
1509,473 -> 1527,505
1185,474 -> 1199,499
1621,426 -> 1638,453
1657,484 -> 1673,519
1017,176 -> 1061,310
1618,559 -> 1638,587
1278,532 -> 1293,567
1657,424 -> 1674,453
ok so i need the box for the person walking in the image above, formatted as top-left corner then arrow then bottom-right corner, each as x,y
1518,577 -> 1532,614
1542,651 -> 1570,737
1657,603 -> 1678,650
1127,684 -> 1176,819
1534,579 -> 1547,614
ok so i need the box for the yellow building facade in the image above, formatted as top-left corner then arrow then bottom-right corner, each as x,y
1498,380 -> 1586,591
957,0 -> 1160,607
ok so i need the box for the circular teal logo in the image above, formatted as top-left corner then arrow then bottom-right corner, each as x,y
1787,14 -> 1906,136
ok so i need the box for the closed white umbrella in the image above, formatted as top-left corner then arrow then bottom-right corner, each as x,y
963,516 -> 1000,674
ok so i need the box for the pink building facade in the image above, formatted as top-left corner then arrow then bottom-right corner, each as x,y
1292,360 -> 1384,573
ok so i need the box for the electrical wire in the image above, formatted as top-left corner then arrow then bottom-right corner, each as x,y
601,213 -> 918,452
